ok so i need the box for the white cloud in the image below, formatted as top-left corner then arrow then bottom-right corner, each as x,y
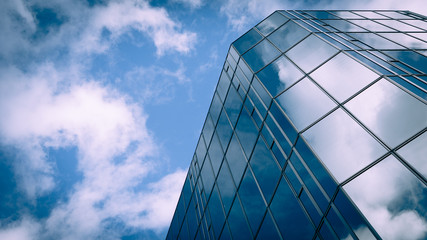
170,0 -> 203,9
0,217 -> 41,240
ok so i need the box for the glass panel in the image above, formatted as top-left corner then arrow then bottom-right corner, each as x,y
344,155 -> 427,240
208,133 -> 224,176
327,206 -> 355,240
216,161 -> 236,215
217,71 -> 231,102
287,35 -> 338,73
256,211 -> 282,239
238,168 -> 266,233
276,78 -> 336,131
270,100 -> 298,144
333,11 -> 364,19
202,114 -> 215,145
201,157 -> 215,194
210,93 -> 222,123
319,220 -> 340,240
355,11 -> 388,19
208,186 -> 226,238
224,85 -> 243,127
322,19 -> 366,32
381,11 -> 413,19
235,108 -> 259,158
242,39 -> 280,73
348,33 -> 403,49
349,19 -> 394,31
268,21 -> 310,52
232,28 -> 263,55
388,76 -> 427,101
284,163 -> 302,194
300,188 -> 322,226
305,10 -> 339,19
270,177 -> 314,240
250,138 -> 281,202
403,20 -> 427,31
303,108 -> 387,182
225,134 -> 247,185
216,109 -> 233,150
256,56 -> 304,97
196,136 -> 207,164
376,19 -> 422,31
345,79 -> 427,148
256,11 -> 288,36
397,131 -> 427,179
310,52 -> 379,102
228,198 -> 252,239
384,50 -> 427,74
380,33 -> 427,49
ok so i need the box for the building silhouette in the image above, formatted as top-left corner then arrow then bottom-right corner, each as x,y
167,10 -> 427,240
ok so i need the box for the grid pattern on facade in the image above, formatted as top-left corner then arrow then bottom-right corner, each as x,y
167,10 -> 427,240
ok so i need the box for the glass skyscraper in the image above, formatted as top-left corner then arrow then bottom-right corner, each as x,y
167,10 -> 427,240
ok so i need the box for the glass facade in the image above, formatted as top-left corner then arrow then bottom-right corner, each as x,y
167,10 -> 427,240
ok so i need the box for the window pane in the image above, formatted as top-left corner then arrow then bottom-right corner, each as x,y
322,19 -> 366,32
287,34 -> 338,73
268,21 -> 310,52
256,211 -> 282,239
216,161 -> 236,215
201,157 -> 215,194
232,28 -> 262,55
208,133 -> 224,176
216,109 -> 233,150
344,156 -> 427,240
376,19 -> 422,31
250,138 -> 281,202
257,56 -> 304,97
217,71 -> 231,102
242,39 -> 280,72
349,19 -> 394,31
208,186 -> 226,237
384,50 -> 427,74
235,108 -> 259,158
345,79 -> 427,148
310,52 -> 379,102
225,134 -> 247,185
270,177 -> 314,240
256,11 -> 288,36
303,108 -> 387,182
238,168 -> 266,233
228,198 -> 252,239
397,131 -> 427,179
224,85 -> 243,127
348,33 -> 404,49
277,78 -> 336,131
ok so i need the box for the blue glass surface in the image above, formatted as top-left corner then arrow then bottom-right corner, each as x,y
256,56 -> 304,97
300,189 -> 322,226
202,114 -> 215,145
265,114 -> 292,159
256,211 -> 282,239
216,109 -> 233,150
270,100 -> 298,143
326,206 -> 354,239
224,85 -> 243,127
268,21 -> 310,52
210,93 -> 223,123
208,133 -> 224,176
251,77 -> 271,109
232,28 -> 263,55
284,163 -> 302,194
250,138 -> 281,202
305,11 -> 340,19
195,136 -> 207,165
389,76 -> 427,100
235,66 -> 250,91
235,108 -> 259,158
238,168 -> 266,233
208,186 -> 226,238
216,162 -> 236,215
228,197 -> 253,239
200,157 -> 215,194
217,71 -> 231,102
319,220 -> 339,240
242,39 -> 280,73
384,50 -> 427,74
322,19 -> 366,32
256,11 -> 288,36
225,134 -> 248,185
270,177 -> 314,240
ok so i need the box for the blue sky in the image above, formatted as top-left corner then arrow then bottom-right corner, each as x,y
0,0 -> 426,239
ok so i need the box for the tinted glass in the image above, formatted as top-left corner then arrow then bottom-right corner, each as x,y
224,85 -> 243,127
216,161 -> 236,214
268,21 -> 310,52
216,109 -> 233,150
228,198 -> 252,239
277,78 -> 336,131
344,156 -> 427,240
310,52 -> 379,102
208,186 -> 226,237
232,28 -> 263,55
345,79 -> 427,148
287,34 -> 338,73
225,134 -> 248,184
384,50 -> 427,74
242,39 -> 281,72
397,131 -> 427,179
348,33 -> 403,49
256,56 -> 304,97
235,108 -> 259,158
256,211 -> 282,239
208,133 -> 224,175
256,11 -> 288,36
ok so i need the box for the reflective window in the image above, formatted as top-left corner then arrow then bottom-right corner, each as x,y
310,52 -> 379,102
208,133 -> 224,175
345,79 -> 427,148
216,109 -> 233,150
381,11 -> 413,19
349,19 -> 394,31
256,11 -> 288,36
224,85 -> 243,127
216,161 -> 236,215
202,114 -> 215,145
256,56 -> 304,97
300,189 -> 322,226
402,20 -> 427,31
232,28 -> 263,55
242,39 -> 280,73
270,100 -> 298,144
256,211 -> 282,239
322,19 -> 366,32
195,136 -> 207,164
303,108 -> 387,182
397,131 -> 427,179
284,163 -> 302,194
201,157 -> 215,194
287,35 -> 338,73
344,156 -> 427,240
235,108 -> 259,158
217,71 -> 230,102
333,11 -> 364,19
376,19 -> 422,31
210,93 -> 222,123
384,50 -> 427,74
326,206 -> 355,240
228,198 -> 252,239
250,138 -> 281,202
348,33 -> 404,49
354,11 -> 388,19
268,21 -> 310,52
277,78 -> 336,131
305,11 -> 339,19
238,168 -> 266,233
270,177 -> 314,240
208,186 -> 226,238
225,134 -> 248,184
381,33 -> 427,49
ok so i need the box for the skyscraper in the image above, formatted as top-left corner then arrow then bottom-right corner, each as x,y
167,10 -> 427,240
